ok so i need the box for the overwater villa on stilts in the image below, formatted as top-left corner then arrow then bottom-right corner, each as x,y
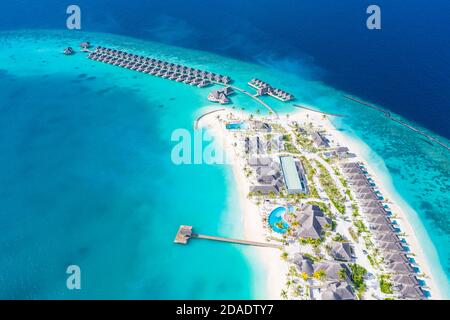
86,46 -> 232,88
248,78 -> 295,102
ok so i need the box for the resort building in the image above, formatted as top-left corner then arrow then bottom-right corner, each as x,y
288,204 -> 331,239
208,89 -> 229,104
329,241 -> 353,261
63,47 -> 74,55
391,274 -> 420,287
86,46 -> 228,88
313,261 -> 350,282
321,282 -> 355,300
292,254 -> 350,282
311,131 -> 330,148
208,87 -> 234,104
279,156 -> 308,194
252,121 -> 272,133
397,285 -> 426,300
248,78 -> 295,102
248,157 -> 284,195
80,42 -> 91,49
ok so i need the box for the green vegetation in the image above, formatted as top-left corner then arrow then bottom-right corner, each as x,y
338,268 -> 348,281
314,161 -> 346,214
313,269 -> 327,281
294,131 -> 317,152
303,253 -> 322,262
300,156 -> 320,198
306,201 -> 336,230
353,219 -> 369,235
299,237 -> 322,248
351,202 -> 359,217
284,142 -> 300,154
380,274 -> 393,294
333,233 -> 346,242
348,227 -> 359,243
367,255 -> 376,268
349,264 -> 367,298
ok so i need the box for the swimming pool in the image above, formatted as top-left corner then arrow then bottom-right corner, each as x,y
226,122 -> 247,130
268,205 -> 293,234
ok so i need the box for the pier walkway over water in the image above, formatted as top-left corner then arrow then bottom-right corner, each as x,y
174,225 -> 281,249
214,82 -> 279,118
194,108 -> 225,129
293,104 -> 345,117
344,95 -> 450,151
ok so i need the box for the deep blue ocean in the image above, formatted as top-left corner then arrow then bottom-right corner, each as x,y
1,0 -> 449,138
0,1 -> 449,299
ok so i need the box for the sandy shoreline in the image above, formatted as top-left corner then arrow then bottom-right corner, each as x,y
289,108 -> 443,299
198,105 -> 443,300
200,108 -> 287,300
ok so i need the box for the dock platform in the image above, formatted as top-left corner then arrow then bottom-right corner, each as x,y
174,225 -> 281,249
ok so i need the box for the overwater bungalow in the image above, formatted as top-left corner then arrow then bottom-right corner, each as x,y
80,42 -> 91,50
208,89 -> 230,104
197,80 -> 210,88
63,47 -> 75,55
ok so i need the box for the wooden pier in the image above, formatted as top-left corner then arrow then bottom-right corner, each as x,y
194,108 -> 225,129
174,225 -> 281,249
214,83 -> 279,118
293,104 -> 345,117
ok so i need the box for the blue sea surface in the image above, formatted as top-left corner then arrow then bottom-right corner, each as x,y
0,31 -> 258,299
0,0 -> 449,299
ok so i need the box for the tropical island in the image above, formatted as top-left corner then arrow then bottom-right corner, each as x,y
199,104 -> 438,300
67,41 -> 442,300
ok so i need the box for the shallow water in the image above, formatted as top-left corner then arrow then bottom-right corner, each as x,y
0,29 -> 449,298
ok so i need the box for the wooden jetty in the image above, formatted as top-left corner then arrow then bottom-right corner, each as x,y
293,104 -> 345,117
214,83 -> 279,118
174,225 -> 281,249
194,108 -> 225,129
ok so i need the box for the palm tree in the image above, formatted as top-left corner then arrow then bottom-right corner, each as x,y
301,272 -> 309,281
338,268 -> 348,281
312,269 -> 326,281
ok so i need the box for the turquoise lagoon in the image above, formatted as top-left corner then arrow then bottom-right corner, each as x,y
0,30 -> 449,298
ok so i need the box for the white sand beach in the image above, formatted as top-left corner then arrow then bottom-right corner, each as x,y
197,105 -> 441,300
288,108 -> 442,299
199,108 -> 287,300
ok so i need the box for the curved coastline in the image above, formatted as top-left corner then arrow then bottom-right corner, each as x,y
0,28 -> 448,299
